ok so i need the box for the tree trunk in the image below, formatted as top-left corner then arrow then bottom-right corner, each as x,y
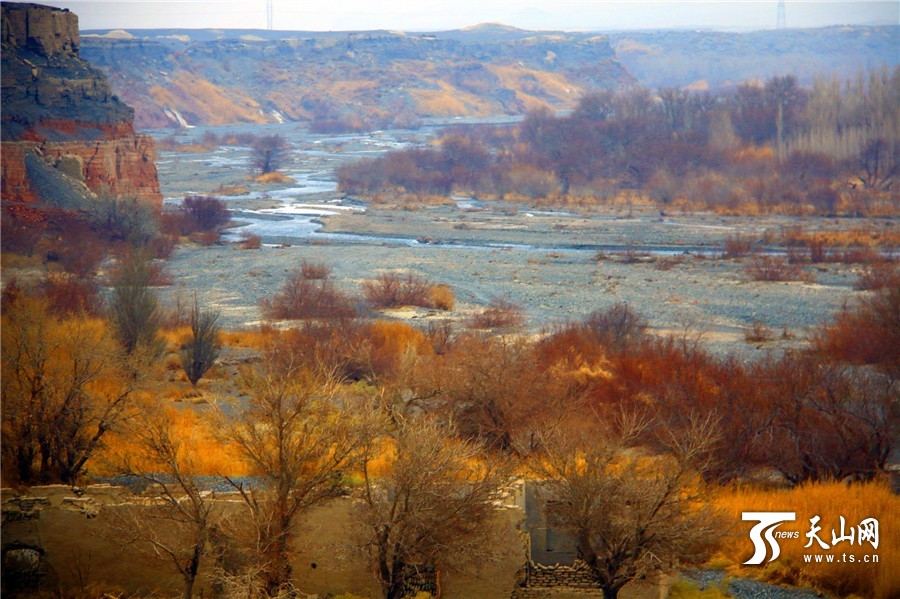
182,544 -> 202,599
15,447 -> 35,484
182,573 -> 196,599
602,586 -> 621,599
264,529 -> 292,594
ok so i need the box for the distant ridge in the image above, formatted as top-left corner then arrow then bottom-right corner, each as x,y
76,23 -> 899,129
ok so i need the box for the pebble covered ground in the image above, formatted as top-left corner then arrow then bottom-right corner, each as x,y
154,121 -> 877,356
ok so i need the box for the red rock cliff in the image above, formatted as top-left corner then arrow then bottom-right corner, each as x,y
1,3 -> 161,209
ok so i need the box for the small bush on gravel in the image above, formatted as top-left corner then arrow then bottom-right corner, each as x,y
261,265 -> 356,320
363,272 -> 435,309
744,320 -> 773,343
467,297 -> 525,329
238,231 -> 262,249
300,260 -> 332,280
853,264 -> 899,291
744,255 -> 812,282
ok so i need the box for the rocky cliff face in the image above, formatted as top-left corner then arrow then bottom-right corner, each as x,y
1,3 -> 161,209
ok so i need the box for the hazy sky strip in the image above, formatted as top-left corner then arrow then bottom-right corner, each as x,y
10,0 -> 899,31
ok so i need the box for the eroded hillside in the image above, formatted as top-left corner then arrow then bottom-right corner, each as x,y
79,24 -> 634,129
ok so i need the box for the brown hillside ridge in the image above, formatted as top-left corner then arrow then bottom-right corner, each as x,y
79,25 -> 634,129
1,2 -> 161,208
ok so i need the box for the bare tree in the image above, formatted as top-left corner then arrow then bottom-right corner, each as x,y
1,296 -> 141,484
534,414 -> 723,599
108,402 -> 223,599
181,296 -> 221,387
250,135 -> 288,174
111,250 -> 163,356
857,137 -> 897,190
354,410 -> 512,599
217,366 -> 360,594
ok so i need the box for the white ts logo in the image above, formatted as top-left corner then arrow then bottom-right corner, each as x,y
742,512 -> 796,565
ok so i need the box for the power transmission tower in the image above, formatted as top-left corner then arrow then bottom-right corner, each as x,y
267,0 -> 273,30
777,0 -> 786,29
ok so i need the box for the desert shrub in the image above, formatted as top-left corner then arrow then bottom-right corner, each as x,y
362,272 -> 434,309
539,303 -> 648,362
42,273 -> 103,316
1,213 -> 44,256
744,255 -> 812,282
261,266 -> 356,320
86,193 -> 159,246
581,303 -> 647,352
300,259 -> 332,280
420,334 -> 563,451
181,195 -> 230,233
743,320 -> 772,343
430,284 -> 455,311
238,231 -> 262,249
148,233 -> 177,259
180,297 -> 221,387
250,134 -> 288,174
188,230 -> 221,246
54,218 -> 106,277
467,297 -> 525,329
159,211 -> 187,237
260,319 -> 366,380
349,320 -> 434,381
761,357 -> 895,483
854,264 -> 900,290
424,320 -> 455,355
813,286 -> 900,377
722,234 -> 755,258
834,246 -> 885,264
110,250 -> 163,355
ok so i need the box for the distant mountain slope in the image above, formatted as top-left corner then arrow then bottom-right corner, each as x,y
79,27 -> 633,129
78,24 -> 898,130
608,26 -> 899,90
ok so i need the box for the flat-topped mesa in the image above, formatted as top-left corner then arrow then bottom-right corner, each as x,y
2,2 -> 80,57
1,3 -> 160,209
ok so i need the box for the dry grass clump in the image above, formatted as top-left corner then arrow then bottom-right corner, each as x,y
254,171 -> 295,184
714,481 -> 898,598
744,255 -> 813,282
467,297 -> 525,329
98,407 -> 252,477
430,284 -> 455,311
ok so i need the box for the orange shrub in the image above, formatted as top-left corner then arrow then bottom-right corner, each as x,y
430,284 -> 455,311
98,407 -> 252,477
